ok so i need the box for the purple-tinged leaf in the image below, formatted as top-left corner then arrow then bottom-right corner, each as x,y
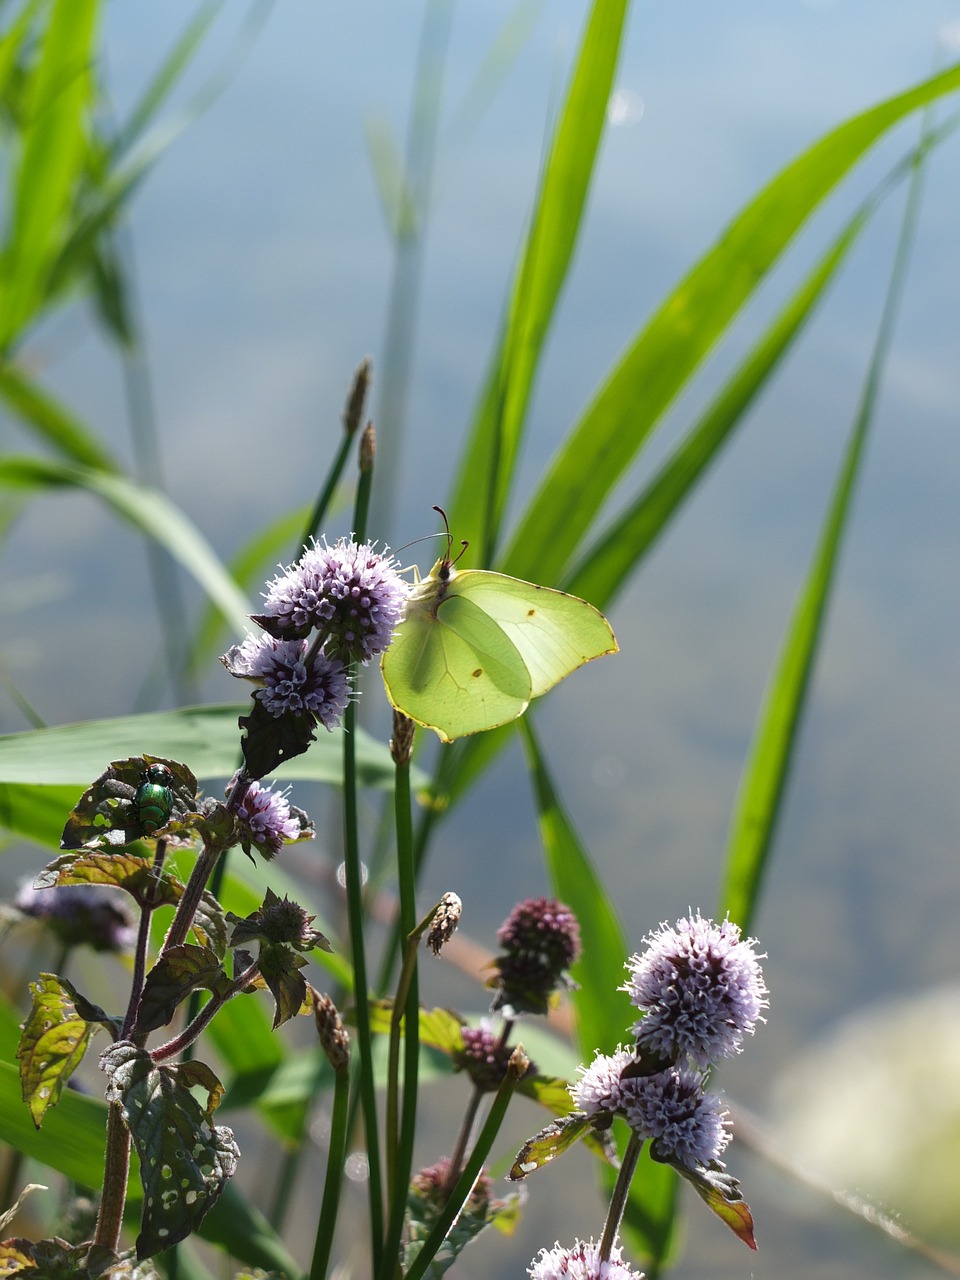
60,756 -> 199,850
669,1159 -> 757,1250
257,945 -> 308,1029
17,974 -> 92,1127
36,852 -> 180,911
238,700 -> 317,782
135,944 -> 232,1036
101,1041 -> 239,1259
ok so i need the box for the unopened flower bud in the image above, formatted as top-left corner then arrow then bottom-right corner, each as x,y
427,892 -> 461,956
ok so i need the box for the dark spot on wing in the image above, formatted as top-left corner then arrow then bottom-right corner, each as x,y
526,608 -> 536,618
472,668 -> 483,678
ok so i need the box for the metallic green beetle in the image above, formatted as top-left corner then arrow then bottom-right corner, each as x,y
133,762 -> 175,836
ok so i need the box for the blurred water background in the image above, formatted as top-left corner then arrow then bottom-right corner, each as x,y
3,1 -> 960,1276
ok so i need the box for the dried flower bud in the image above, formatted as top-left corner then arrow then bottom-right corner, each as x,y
359,422 -> 376,473
427,892 -> 462,956
312,989 -> 350,1071
390,710 -> 417,766
342,358 -> 371,435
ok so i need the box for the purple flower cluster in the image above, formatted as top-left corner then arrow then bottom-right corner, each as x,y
567,912 -> 766,1174
528,1239 -> 644,1280
221,536 -> 409,735
490,896 -> 581,1016
232,781 -> 305,861
14,881 -> 136,954
623,911 -> 767,1068
453,1024 -> 532,1093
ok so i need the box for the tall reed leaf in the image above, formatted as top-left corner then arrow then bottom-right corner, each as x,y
0,366 -> 119,471
563,208 -> 868,606
449,0 -> 630,566
520,717 -> 677,1268
500,60 -> 960,588
0,0 -> 98,350
719,126 -> 931,933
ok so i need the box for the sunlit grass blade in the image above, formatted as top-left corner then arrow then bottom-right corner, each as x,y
519,716 -> 677,1267
562,208 -> 868,606
448,0 -> 630,566
0,455 -> 251,635
499,60 -> 960,588
0,0 -> 98,349
719,121 -> 931,933
0,365 -> 120,470
0,706 -> 415,790
0,0 -> 42,102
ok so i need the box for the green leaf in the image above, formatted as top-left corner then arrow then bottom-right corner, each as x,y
672,1160 -> 756,1250
17,973 -> 92,1127
0,364 -> 119,470
257,944 -> 308,1029
0,704 -> 416,791
102,1041 -> 239,1258
0,457 -> 252,635
508,1110 -> 594,1179
519,718 -> 676,1264
0,0 -> 98,348
719,112 -> 931,933
499,59 -> 960,588
37,851 -> 181,911
135,944 -> 232,1036
563,208 -> 868,607
0,782 -> 80,850
449,0 -> 630,565
0,1059 -> 109,1190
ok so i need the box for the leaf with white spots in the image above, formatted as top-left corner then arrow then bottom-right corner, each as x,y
101,1041 -> 239,1259
18,974 -> 93,1127
508,1110 -> 594,1180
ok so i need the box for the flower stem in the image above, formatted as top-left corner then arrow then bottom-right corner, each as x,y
403,1049 -> 526,1280
161,842 -> 220,954
93,1102 -> 132,1252
599,1131 -> 645,1262
150,956 -> 260,1062
308,1060 -> 351,1280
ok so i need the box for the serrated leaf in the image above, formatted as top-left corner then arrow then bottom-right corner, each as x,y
671,1160 -> 756,1250
257,946 -> 307,1029
101,1042 -> 239,1258
59,756 -> 199,850
18,975 -> 92,1127
37,852 -> 182,912
0,1237 -> 127,1280
508,1110 -> 594,1180
56,976 -> 122,1040
135,945 -> 231,1036
192,890 -> 228,959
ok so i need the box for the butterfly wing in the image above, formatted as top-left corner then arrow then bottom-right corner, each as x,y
381,581 -> 531,742
452,572 -> 618,697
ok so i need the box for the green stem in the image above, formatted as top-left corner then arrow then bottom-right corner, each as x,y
402,1052 -> 524,1280
309,1063 -> 351,1280
598,1131 -> 644,1262
300,358 -> 370,550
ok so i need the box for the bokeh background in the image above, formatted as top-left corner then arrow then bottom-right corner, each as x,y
3,2 -> 960,1276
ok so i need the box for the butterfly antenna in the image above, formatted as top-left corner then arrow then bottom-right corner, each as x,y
432,505 -> 454,561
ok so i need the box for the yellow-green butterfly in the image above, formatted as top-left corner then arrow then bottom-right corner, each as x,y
381,539 -> 618,743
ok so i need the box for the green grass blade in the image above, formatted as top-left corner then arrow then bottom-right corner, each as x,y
0,364 -> 120,470
448,0 -> 630,566
0,0 -> 98,349
0,455 -> 252,635
563,208 -> 868,606
719,127 -> 930,933
0,0 -> 42,103
112,0 -> 223,158
499,59 -> 960,587
0,706 -> 417,790
519,716 -> 676,1267
0,1059 -> 111,1189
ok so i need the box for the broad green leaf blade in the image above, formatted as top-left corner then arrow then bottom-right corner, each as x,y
102,1042 -> 239,1257
0,0 -> 98,348
449,0 -> 630,565
519,717 -> 676,1265
500,59 -> 960,587
0,1058 -> 110,1190
0,782 -> 80,850
563,208 -> 868,607
18,974 -> 92,1126
0,456 -> 251,635
719,116 -> 929,933
0,704 -> 415,791
0,365 -> 119,470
